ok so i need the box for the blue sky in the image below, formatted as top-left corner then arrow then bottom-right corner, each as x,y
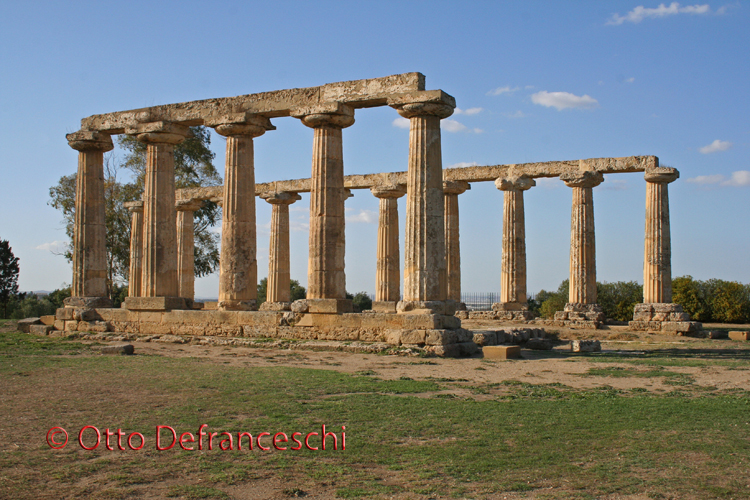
1,1 -> 748,299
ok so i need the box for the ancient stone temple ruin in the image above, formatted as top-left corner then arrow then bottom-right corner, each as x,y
53,73 -> 700,356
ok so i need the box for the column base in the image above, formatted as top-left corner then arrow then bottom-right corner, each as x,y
64,296 -> 112,309
218,299 -> 258,311
371,301 -> 397,313
484,303 -> 535,321
259,301 -> 292,311
491,302 -> 528,312
290,299 -> 353,314
124,297 -> 188,311
629,303 -> 702,335
397,300 -> 458,316
554,303 -> 605,328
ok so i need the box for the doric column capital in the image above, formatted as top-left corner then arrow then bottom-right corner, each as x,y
126,121 -> 191,145
644,167 -> 679,184
291,102 -> 355,129
388,90 -> 456,119
209,114 -> 275,138
260,191 -> 302,205
443,180 -> 471,195
495,174 -> 535,192
124,200 -> 144,213
370,184 -> 407,199
560,171 -> 604,189
66,130 -> 114,152
175,199 -> 203,212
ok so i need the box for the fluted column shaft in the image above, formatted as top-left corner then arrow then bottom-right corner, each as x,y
392,102 -> 454,307
561,171 -> 604,304
213,119 -> 273,310
261,192 -> 301,306
66,131 -> 113,301
371,186 -> 407,303
495,175 -> 535,306
643,170 -> 679,303
292,105 -> 355,303
443,181 -> 470,303
176,201 -> 202,300
125,201 -> 144,298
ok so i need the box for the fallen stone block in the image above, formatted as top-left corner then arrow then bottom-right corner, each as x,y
95,344 -> 135,355
570,340 -> 601,353
29,324 -> 53,336
482,345 -> 521,360
17,317 -> 41,333
39,315 -> 56,326
705,330 -> 728,339
472,331 -> 497,346
729,331 -> 750,341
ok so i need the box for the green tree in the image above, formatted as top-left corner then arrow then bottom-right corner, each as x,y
672,276 -> 710,322
0,239 -> 20,319
256,278 -> 307,306
597,281 -> 643,322
49,126 -> 222,298
351,291 -> 373,311
538,279 -> 569,319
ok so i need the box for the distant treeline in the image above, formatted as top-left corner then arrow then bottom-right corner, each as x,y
530,277 -> 750,324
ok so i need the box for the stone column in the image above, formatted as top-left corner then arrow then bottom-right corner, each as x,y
64,130 -> 114,308
390,99 -> 455,315
125,122 -> 190,310
291,103 -> 355,313
370,185 -> 407,313
176,200 -> 203,302
212,116 -> 274,311
124,201 -> 144,298
492,175 -> 535,320
631,167 -> 699,334
259,191 -> 301,311
556,171 -> 605,326
443,181 -> 470,308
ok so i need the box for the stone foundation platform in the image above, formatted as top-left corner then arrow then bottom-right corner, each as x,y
455,310 -> 535,321
629,303 -> 702,335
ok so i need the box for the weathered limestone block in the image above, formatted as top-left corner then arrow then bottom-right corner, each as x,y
29,324 -> 53,336
18,318 -> 41,333
483,345 -> 521,360
424,329 -> 458,345
400,329 -> 427,345
570,340 -> 601,352
124,297 -> 187,311
472,331 -> 497,346
424,344 -> 461,357
728,331 -> 750,341
384,330 -> 402,345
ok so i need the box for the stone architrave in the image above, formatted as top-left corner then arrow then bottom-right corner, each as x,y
630,167 -> 701,334
64,130 -> 114,308
556,171 -> 605,326
291,103 -> 355,314
259,191 -> 302,311
443,180 -> 470,307
212,116 -> 274,311
176,199 -> 203,301
121,122 -> 190,311
492,175 -> 535,320
391,98 -> 455,315
370,185 -> 407,313
124,201 -> 144,298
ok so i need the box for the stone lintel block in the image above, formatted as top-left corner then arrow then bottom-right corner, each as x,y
472,331 -> 497,346
483,345 -> 521,360
729,331 -> 750,341
306,299 -> 353,314
371,301 -> 397,313
64,296 -> 113,309
124,297 -> 188,311
259,301 -> 292,311
425,343 -> 461,358
29,324 -> 54,336
492,302 -> 527,312
218,299 -> 258,311
424,329 -> 457,346
18,317 -> 41,333
661,321 -> 700,334
571,340 -> 601,353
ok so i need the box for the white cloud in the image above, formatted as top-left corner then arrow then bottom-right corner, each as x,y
392,117 -> 410,129
699,139 -> 732,154
289,220 -> 309,232
487,86 -> 519,96
35,240 -> 67,253
504,110 -> 526,119
607,3 -> 711,25
441,119 -> 467,132
531,91 -> 599,111
472,128 -> 484,134
455,107 -> 483,115
346,209 -> 378,224
625,77 -> 636,83
535,178 -> 562,189
601,178 -> 628,191
447,161 -> 479,169
686,171 -> 750,186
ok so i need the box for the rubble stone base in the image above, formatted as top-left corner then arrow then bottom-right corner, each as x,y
124,296 -> 188,311
628,303 -> 702,335
455,310 -> 535,321
554,303 -> 605,328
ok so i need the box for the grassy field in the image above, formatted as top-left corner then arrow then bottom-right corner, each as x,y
1,320 -> 750,499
